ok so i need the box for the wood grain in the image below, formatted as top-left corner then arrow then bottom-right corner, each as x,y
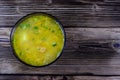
1,76 -> 120,80
0,1 -> 120,27
0,28 -> 120,75
72,76 -> 120,80
0,0 -> 120,76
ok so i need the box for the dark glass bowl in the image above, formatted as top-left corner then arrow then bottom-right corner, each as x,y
10,12 -> 66,67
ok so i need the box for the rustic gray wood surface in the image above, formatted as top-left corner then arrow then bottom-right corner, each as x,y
1,0 -> 120,76
1,76 -> 120,80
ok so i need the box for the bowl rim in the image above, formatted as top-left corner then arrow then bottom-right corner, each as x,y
10,12 -> 66,67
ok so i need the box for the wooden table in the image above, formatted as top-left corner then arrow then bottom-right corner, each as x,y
1,0 -> 120,77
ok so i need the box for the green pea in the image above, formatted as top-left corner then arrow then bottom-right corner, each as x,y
52,42 -> 57,47
20,24 -> 30,29
19,52 -> 23,56
34,26 -> 39,30
51,30 -> 55,33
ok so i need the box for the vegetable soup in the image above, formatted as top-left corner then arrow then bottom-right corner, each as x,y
11,13 -> 65,67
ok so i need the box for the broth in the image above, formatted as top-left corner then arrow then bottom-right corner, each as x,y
12,13 -> 65,66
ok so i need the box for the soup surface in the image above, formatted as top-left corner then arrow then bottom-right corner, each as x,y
12,13 -> 65,66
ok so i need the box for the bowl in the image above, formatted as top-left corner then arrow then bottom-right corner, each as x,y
10,12 -> 66,67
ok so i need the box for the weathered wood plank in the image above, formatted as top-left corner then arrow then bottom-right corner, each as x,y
0,1 -> 119,27
0,76 -> 40,80
0,28 -> 120,75
0,0 -> 49,6
1,76 -> 120,80
1,0 -> 120,75
52,0 -> 104,5
72,76 -> 120,80
52,0 -> 120,4
0,11 -> 120,27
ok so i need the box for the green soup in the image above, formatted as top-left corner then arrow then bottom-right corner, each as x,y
11,13 -> 65,67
